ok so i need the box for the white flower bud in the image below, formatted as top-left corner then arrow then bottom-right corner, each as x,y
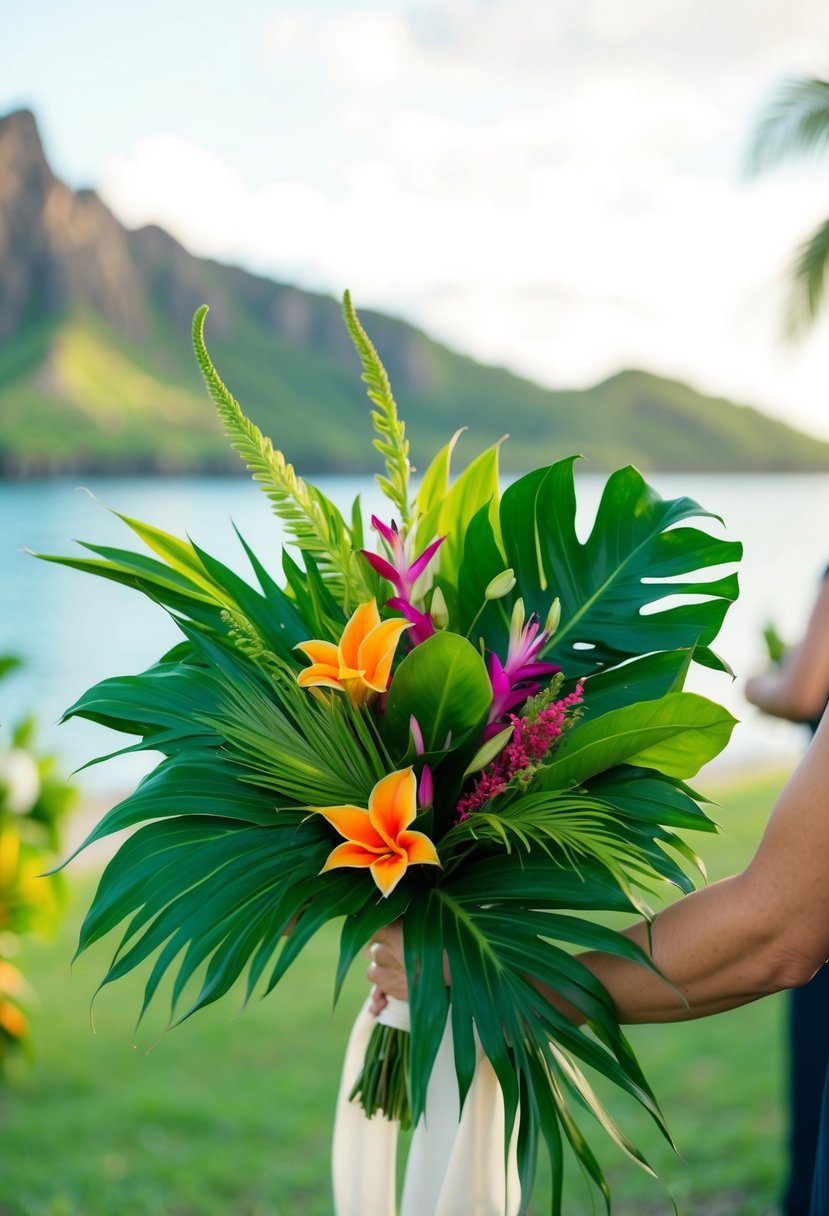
0,750 -> 41,815
430,586 -> 449,630
545,597 -> 561,636
484,569 -> 517,600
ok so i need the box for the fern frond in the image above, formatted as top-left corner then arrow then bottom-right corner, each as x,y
192,307 -> 367,610
219,609 -> 284,680
443,795 -> 662,911
342,291 -> 412,528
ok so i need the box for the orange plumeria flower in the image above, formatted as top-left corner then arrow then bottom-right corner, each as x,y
295,599 -> 411,707
312,768 -> 441,897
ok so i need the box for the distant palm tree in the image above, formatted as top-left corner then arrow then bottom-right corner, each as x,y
748,76 -> 829,334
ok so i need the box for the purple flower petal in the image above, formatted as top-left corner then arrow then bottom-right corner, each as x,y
370,514 -> 399,546
387,597 -> 435,646
418,764 -> 433,809
407,535 -> 445,584
359,549 -> 402,590
482,721 -> 508,741
510,661 -> 561,684
409,714 -> 425,755
487,652 -> 511,704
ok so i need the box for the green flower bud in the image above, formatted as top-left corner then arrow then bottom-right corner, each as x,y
484,569 -> 517,600
545,597 -> 561,636
430,586 -> 449,629
509,597 -> 526,650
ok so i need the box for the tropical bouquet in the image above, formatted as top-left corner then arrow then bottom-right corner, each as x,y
42,295 -> 740,1213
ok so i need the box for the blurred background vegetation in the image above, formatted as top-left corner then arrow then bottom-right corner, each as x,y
0,656 -> 76,1074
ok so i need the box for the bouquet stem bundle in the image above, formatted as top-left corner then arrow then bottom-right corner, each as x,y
351,1022 -> 412,1130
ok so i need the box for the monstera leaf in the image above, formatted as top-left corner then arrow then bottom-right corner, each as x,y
456,457 -> 741,681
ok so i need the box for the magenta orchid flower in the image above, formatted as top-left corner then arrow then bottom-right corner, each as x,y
386,596 -> 436,646
484,598 -> 561,738
360,516 -> 445,646
361,516 -> 444,601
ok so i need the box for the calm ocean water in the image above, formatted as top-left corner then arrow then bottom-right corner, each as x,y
2,471 -> 828,794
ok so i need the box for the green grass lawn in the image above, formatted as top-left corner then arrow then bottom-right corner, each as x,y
0,770 -> 793,1215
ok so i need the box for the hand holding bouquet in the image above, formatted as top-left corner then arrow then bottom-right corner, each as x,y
42,294 -> 740,1213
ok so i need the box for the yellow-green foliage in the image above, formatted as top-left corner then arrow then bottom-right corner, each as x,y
52,323 -> 208,427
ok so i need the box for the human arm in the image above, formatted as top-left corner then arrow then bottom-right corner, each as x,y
579,712 -> 829,1021
745,575 -> 829,722
367,715 -> 829,1025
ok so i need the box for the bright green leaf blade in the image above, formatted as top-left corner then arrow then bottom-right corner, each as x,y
384,630 -> 493,753
541,692 -> 737,787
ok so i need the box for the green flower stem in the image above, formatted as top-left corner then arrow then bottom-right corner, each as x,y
349,1023 -> 412,1131
464,600 -> 487,641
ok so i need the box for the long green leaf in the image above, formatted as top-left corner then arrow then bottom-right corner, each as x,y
540,692 -> 737,788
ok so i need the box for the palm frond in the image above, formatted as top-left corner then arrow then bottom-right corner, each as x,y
785,216 -> 829,335
442,794 -> 661,916
181,624 -> 388,806
404,873 -> 674,1215
192,306 -> 367,608
747,76 -> 829,175
342,291 -> 412,528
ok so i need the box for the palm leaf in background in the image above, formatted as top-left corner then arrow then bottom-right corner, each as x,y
785,216 -> 829,336
748,75 -> 829,333
747,76 -> 829,173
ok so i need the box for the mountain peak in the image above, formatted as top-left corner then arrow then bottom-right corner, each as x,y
0,108 -> 146,343
1,106 -> 828,476
0,107 -> 44,144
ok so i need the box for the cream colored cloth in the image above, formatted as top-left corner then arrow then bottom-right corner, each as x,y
333,997 -> 520,1216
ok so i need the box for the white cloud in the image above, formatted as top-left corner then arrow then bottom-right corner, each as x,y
266,12 -> 316,55
99,0 -> 829,441
319,12 -> 414,88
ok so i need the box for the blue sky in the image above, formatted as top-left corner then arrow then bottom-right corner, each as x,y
4,0 -> 829,437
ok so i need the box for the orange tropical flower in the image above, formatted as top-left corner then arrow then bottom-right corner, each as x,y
295,599 -> 411,707
312,768 -> 441,897
0,999 -> 27,1040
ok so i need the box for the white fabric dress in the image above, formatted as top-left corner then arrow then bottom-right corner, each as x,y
332,997 -> 520,1216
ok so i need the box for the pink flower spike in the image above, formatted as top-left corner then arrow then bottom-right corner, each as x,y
418,764 -> 433,809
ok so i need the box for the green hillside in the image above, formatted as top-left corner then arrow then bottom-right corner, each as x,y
2,107 -> 828,476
